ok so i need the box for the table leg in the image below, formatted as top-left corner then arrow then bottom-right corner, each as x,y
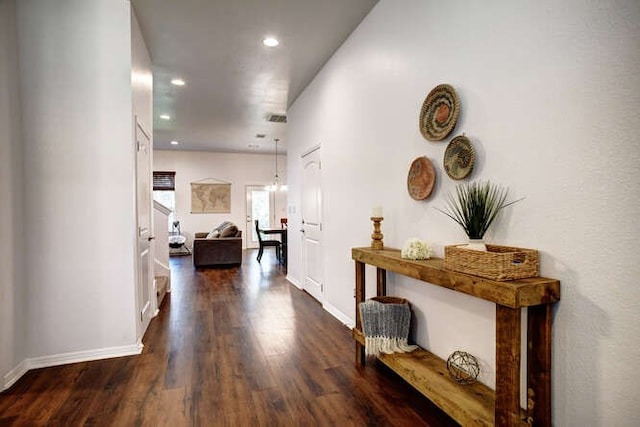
282,232 -> 287,269
496,305 -> 522,426
527,304 -> 553,426
376,267 -> 386,297
355,260 -> 366,365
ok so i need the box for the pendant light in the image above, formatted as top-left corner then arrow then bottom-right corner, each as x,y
268,138 -> 287,192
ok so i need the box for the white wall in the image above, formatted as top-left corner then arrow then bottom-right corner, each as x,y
131,9 -> 153,137
0,0 -> 26,386
287,0 -> 640,425
154,150 -> 287,248
16,1 -> 138,360
131,5 -> 155,341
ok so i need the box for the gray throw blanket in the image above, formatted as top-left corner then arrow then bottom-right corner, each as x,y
359,297 -> 418,356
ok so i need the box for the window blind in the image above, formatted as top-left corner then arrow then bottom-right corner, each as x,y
153,171 -> 176,191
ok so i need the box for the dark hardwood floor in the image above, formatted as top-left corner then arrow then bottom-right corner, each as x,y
0,250 -> 457,426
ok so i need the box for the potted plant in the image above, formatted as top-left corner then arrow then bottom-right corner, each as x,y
436,180 -> 521,251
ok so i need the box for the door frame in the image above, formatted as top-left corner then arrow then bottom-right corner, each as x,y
134,117 -> 155,341
245,185 -> 275,249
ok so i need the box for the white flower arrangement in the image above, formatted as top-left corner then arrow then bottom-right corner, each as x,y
401,238 -> 433,260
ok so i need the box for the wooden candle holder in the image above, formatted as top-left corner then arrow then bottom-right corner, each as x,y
371,217 -> 384,250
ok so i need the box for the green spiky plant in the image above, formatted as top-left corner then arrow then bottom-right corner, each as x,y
436,181 -> 521,240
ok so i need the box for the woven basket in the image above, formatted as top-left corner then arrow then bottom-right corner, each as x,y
444,244 -> 539,281
371,296 -> 409,305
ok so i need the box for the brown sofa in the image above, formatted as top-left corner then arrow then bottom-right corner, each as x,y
193,222 -> 243,267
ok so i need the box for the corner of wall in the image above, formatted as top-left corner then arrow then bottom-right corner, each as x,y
0,0 -> 27,389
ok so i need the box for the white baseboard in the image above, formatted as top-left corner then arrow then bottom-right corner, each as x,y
3,359 -> 29,391
286,277 -> 353,328
2,343 -> 143,391
286,275 -> 302,289
323,302 -> 354,328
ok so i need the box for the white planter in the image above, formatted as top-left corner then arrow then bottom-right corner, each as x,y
466,239 -> 487,251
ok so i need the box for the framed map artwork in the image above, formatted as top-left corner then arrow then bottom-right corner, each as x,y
190,181 -> 231,213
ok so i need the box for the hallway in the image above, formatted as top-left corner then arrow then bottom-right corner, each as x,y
0,251 -> 455,426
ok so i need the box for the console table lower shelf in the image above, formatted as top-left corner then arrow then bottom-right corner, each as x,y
353,328 -> 526,426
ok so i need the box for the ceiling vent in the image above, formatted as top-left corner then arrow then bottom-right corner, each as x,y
267,114 -> 287,123
255,133 -> 266,138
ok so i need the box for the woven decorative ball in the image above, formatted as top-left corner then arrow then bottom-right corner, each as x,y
446,350 -> 480,384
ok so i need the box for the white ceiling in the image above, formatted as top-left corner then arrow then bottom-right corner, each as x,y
131,0 -> 379,154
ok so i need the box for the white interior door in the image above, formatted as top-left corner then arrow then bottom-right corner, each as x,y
246,185 -> 274,249
301,147 -> 323,302
136,120 -> 153,338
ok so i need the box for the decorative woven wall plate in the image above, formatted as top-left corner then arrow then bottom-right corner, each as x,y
419,84 -> 460,141
444,134 -> 475,180
407,156 -> 436,200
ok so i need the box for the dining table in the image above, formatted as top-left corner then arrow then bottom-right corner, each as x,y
261,226 -> 287,268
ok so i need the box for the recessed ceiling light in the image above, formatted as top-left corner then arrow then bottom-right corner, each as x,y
171,78 -> 186,86
170,140 -> 179,145
263,37 -> 279,47
160,114 -> 171,120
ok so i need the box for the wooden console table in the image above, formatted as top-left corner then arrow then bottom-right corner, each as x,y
352,247 -> 560,426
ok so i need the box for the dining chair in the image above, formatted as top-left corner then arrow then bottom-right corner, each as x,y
255,220 -> 281,263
